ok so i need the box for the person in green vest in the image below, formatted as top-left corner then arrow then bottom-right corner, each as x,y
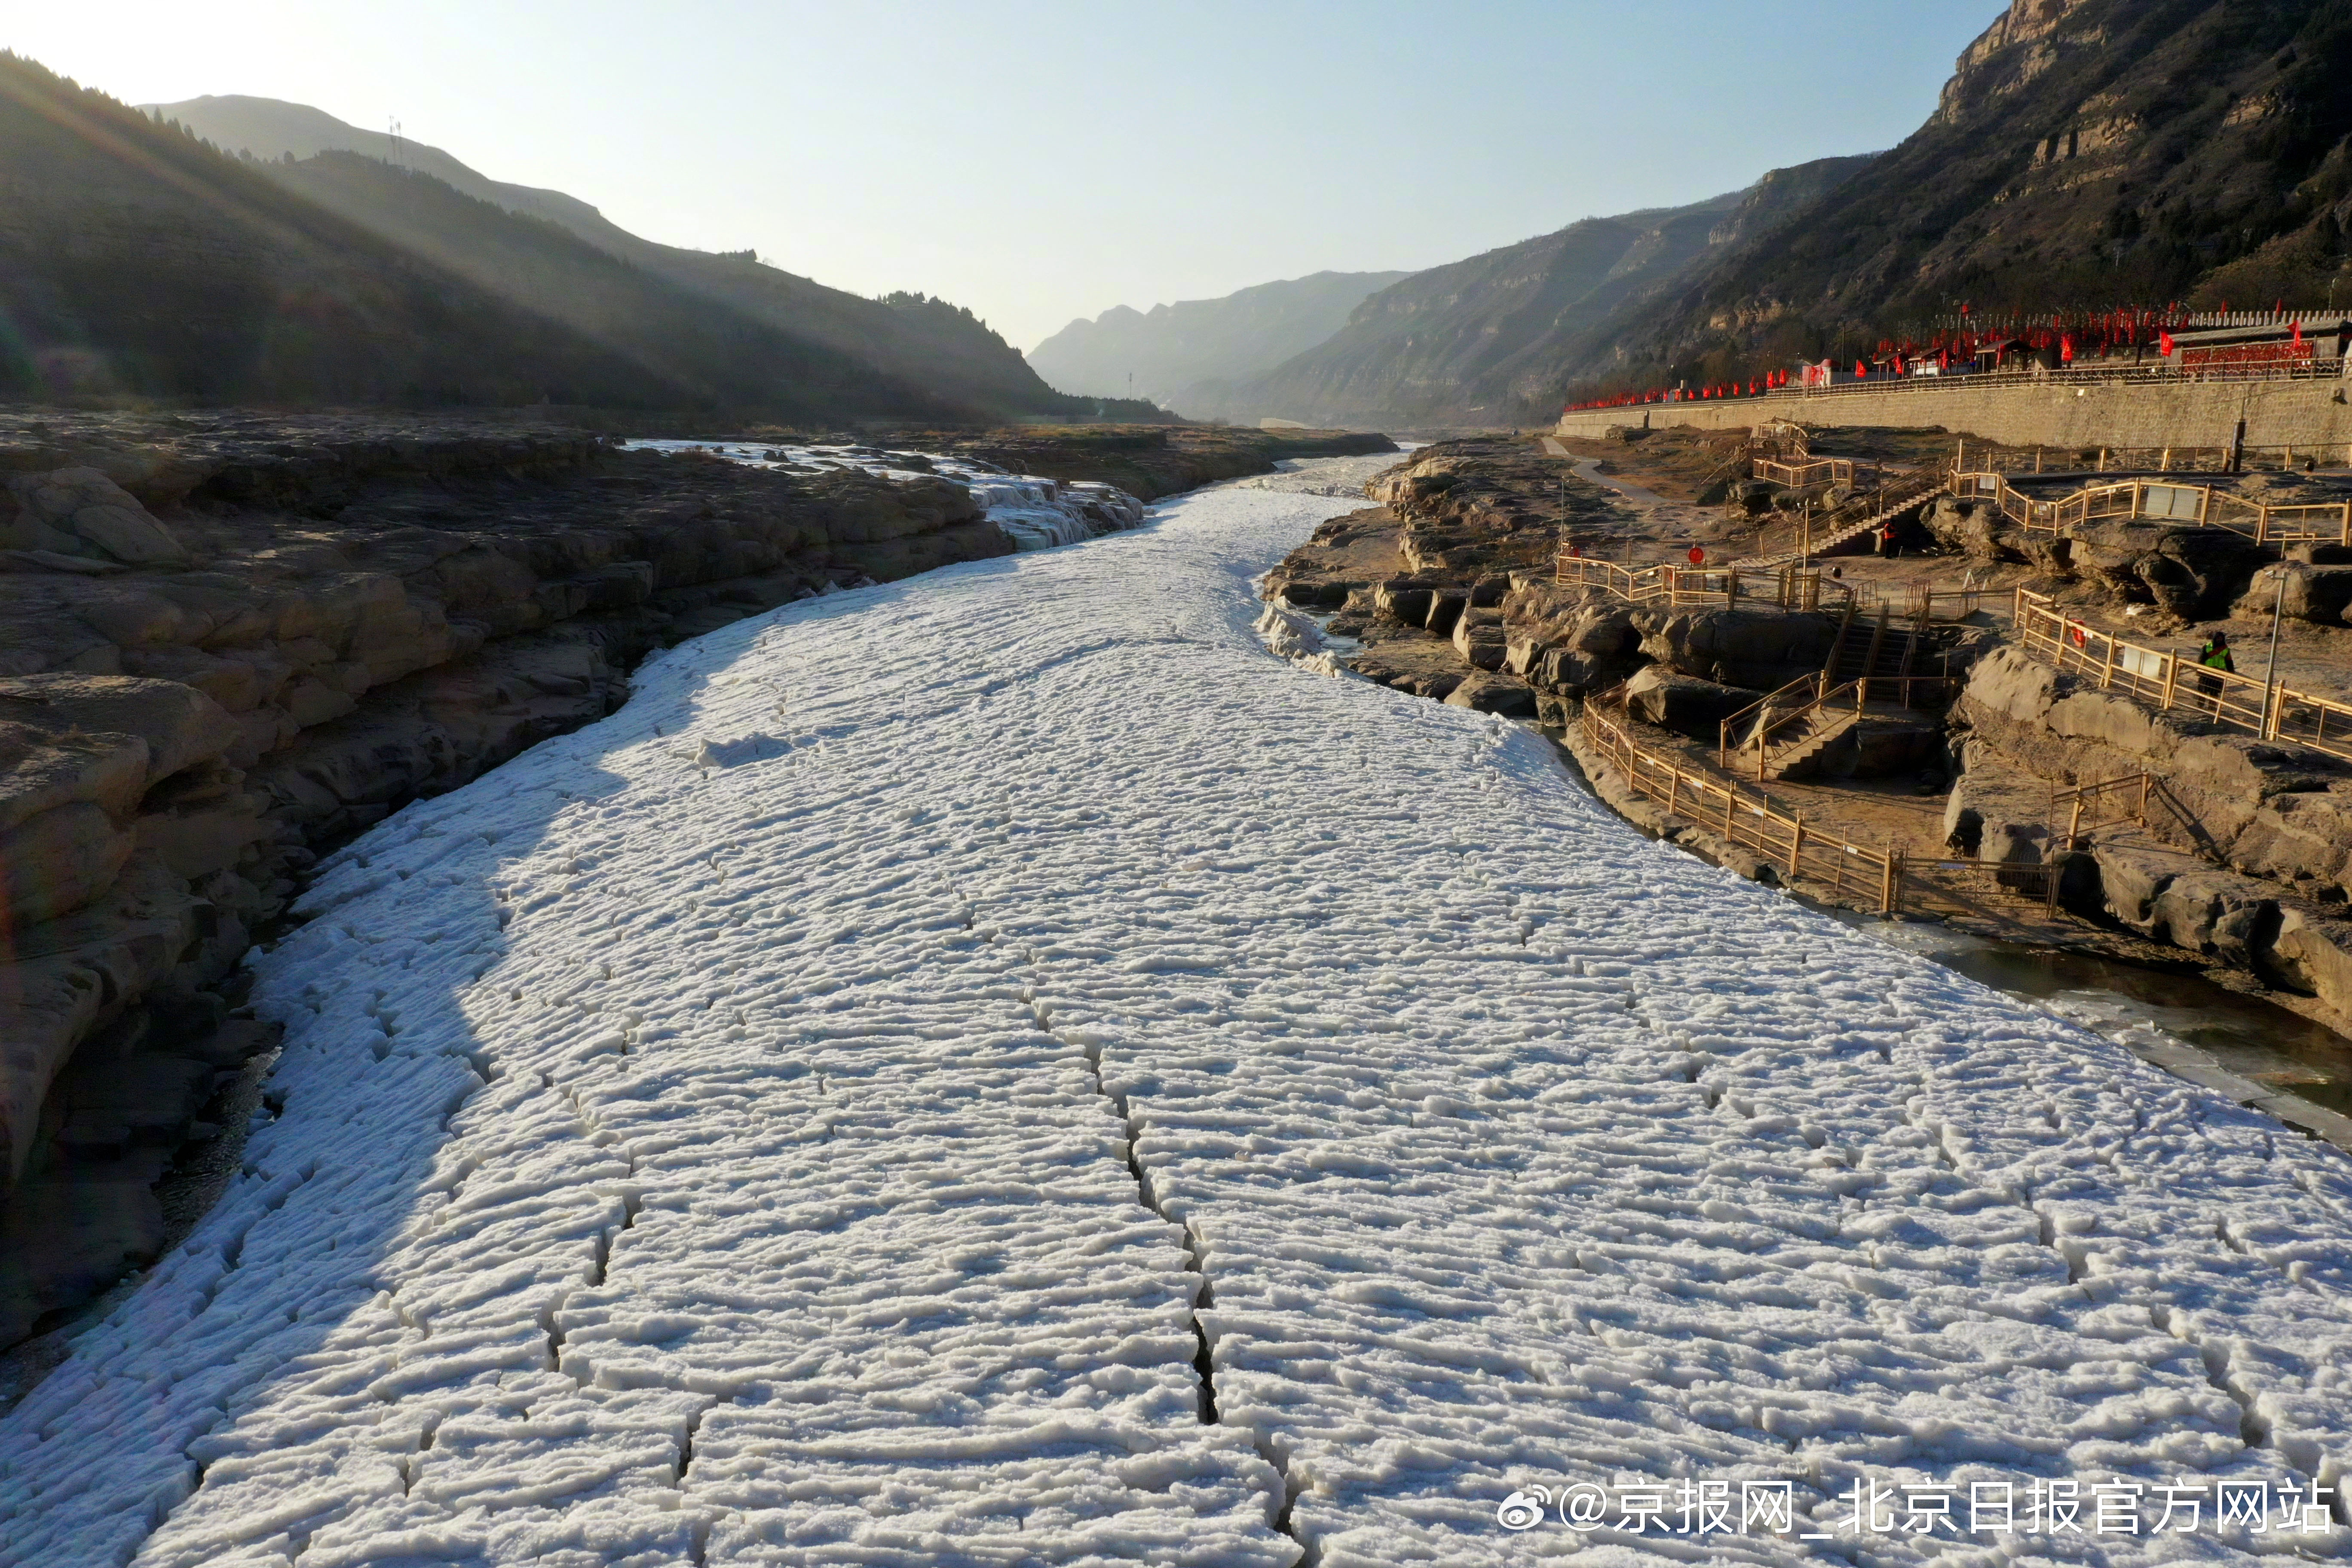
2196,630 -> 2234,709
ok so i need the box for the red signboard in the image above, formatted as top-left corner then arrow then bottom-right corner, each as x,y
2180,340 -> 2314,369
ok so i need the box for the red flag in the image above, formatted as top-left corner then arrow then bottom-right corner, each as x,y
2293,320 -> 2304,345
2159,329 -> 2175,356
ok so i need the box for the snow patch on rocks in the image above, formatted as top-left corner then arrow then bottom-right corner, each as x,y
626,439 -> 1145,552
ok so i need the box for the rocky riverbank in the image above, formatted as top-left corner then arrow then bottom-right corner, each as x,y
0,407 -> 1389,1350
1262,430 -> 2352,1056
931,423 -> 1396,502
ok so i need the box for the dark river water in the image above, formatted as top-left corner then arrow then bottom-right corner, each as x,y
1853,916 -> 2352,1114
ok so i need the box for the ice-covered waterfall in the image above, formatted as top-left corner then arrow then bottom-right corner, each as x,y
623,439 -> 1145,550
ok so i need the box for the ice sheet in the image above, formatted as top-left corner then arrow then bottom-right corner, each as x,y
5,461 -> 2351,1565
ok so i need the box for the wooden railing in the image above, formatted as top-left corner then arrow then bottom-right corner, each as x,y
1956,442 -> 2339,476
2011,590 -> 2352,763
1751,456 -> 1856,487
2052,772 -> 2152,848
1901,586 -> 2002,621
1751,359 -> 2347,399
1554,557 -> 1854,613
1717,674 -> 1820,768
1954,470 -> 2352,545
1717,674 -> 1960,779
1583,704 -> 1907,912
1738,467 -> 1948,566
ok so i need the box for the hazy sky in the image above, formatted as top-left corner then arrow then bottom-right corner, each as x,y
15,2 -> 1997,351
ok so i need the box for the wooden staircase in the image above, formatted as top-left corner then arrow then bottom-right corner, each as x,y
1731,468 -> 1946,569
1717,606 -> 1950,781
1827,601 -> 1929,685
1748,706 -> 1861,781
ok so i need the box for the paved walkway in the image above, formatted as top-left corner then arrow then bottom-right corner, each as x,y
1542,437 -> 1721,545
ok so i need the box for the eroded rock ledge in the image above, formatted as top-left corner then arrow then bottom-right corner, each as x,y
1265,434 -> 2352,1043
0,409 -> 1025,1341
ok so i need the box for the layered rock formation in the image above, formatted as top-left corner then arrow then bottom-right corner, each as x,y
1922,490 -> 2291,621
1951,645 -> 2352,1019
1264,439 -> 1620,711
0,409 -> 1035,1342
943,425 -> 1396,504
1597,0 -> 2352,390
1264,438 -> 1870,726
1266,438 -> 2352,1032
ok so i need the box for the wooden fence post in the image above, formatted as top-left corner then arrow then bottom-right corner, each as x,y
1788,813 -> 1804,878
1880,850 -> 1900,915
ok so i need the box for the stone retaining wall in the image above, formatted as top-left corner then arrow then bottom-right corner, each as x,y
1558,374 -> 2352,451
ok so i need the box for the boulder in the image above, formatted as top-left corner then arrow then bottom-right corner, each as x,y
1372,579 -> 1436,625
2228,785 -> 2352,898
1980,818 -> 2048,865
2261,905 -> 2352,1015
1531,646 -> 1642,694
1624,666 -> 1754,740
2147,870 -> 2278,967
2232,562 -> 2352,625
1444,671 -> 1538,717
2067,518 -> 2265,618
3,469 -> 190,567
1961,645 -> 2058,728
0,804 -> 137,928
1452,608 -> 1508,670
1632,605 -> 1837,689
1922,496 -> 2008,560
0,674 -> 236,788
2096,843 -> 2187,933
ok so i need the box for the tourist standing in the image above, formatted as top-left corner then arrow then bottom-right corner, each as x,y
2197,631 -> 2235,710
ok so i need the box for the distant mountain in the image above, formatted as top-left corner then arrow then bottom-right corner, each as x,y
136,92 -> 1081,419
133,95 -> 614,237
0,54 -> 967,417
1580,0 -> 2352,393
1026,271 -> 1413,413
1208,157 -> 1873,429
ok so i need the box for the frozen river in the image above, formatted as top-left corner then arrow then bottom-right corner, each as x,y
4,456 -> 2351,1565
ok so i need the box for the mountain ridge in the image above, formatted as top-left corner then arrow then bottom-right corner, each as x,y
136,91 -> 1084,419
1199,156 -> 1874,428
1573,0 -> 2352,395
1026,270 -> 1414,413
1,54 -> 974,417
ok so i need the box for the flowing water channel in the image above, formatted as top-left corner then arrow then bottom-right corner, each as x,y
1851,915 -> 2352,1114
